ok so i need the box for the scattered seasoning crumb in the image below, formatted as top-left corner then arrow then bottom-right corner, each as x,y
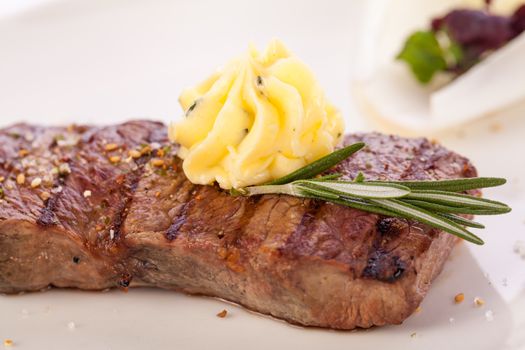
140,145 -> 152,155
0,176 -> 4,182
109,156 -> 121,164
410,332 -> 417,338
483,272 -> 493,288
155,191 -> 161,198
40,191 -> 51,201
57,135 -> 80,147
115,175 -> 126,185
18,149 -> 29,157
151,159 -> 165,167
489,122 -> 502,133
16,173 -> 25,185
83,190 -> 92,198
109,229 -> 115,240
31,177 -> 42,188
67,321 -> 76,330
24,132 -> 34,142
185,101 -> 198,116
514,240 -> 525,259
454,293 -> 465,304
415,306 -> 422,313
51,186 -> 63,194
474,297 -> 485,307
54,134 -> 65,143
42,175 -> 52,185
216,309 -> 228,318
485,310 -> 494,322
59,163 -> 71,175
3,339 -> 13,347
105,143 -> 119,152
129,150 -> 141,159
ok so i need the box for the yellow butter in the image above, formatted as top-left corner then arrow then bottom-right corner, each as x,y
169,40 -> 344,189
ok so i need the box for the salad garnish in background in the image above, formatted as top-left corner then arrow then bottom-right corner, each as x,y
398,0 -> 525,83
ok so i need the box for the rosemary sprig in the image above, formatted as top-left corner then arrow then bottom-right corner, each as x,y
237,143 -> 511,245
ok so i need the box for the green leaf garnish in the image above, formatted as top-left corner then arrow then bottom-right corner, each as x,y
236,142 -> 511,245
396,31 -> 447,83
397,28 -> 469,84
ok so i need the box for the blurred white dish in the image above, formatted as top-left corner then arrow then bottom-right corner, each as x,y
354,0 -> 525,134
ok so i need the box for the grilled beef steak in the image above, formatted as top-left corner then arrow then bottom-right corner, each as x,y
0,121 -> 477,329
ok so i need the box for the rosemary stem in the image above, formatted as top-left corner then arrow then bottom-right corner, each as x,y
245,184 -> 303,197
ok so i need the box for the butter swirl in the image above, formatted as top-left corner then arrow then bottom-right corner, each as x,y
169,40 -> 344,189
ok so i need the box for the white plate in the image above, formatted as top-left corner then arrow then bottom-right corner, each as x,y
0,1 -> 524,349
0,244 -> 518,350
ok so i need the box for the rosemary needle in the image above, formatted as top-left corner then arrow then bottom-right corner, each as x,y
265,142 -> 365,185
370,177 -> 507,192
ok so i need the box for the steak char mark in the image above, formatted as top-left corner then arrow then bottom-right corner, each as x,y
0,121 -> 477,329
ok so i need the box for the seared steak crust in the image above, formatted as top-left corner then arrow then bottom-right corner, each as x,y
0,121 -> 477,329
